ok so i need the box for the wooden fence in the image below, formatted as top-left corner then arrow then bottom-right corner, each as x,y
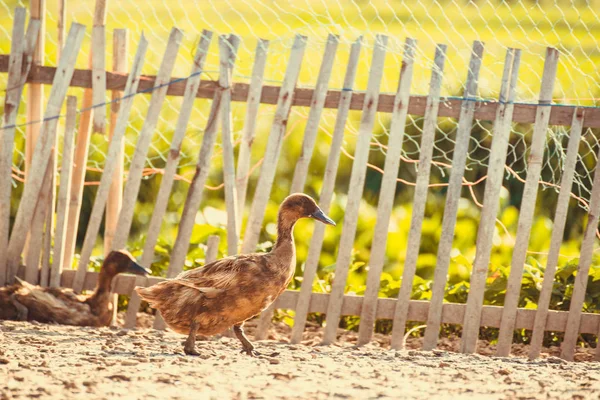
3,7 -> 600,362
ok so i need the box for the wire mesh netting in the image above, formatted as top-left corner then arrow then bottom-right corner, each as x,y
1,0 -> 599,266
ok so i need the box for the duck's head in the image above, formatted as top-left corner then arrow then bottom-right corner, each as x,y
279,193 -> 336,226
103,250 -> 151,277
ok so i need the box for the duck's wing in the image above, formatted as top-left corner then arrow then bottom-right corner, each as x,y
174,253 -> 264,291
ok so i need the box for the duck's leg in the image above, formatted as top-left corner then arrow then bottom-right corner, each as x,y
183,320 -> 201,356
10,294 -> 28,321
233,323 -> 260,357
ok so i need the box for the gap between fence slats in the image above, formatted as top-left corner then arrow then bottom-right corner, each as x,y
219,34 -> 241,255
528,109 -> 584,359
423,41 -> 484,351
123,30 -> 213,330
236,39 -> 269,220
321,35 -> 388,345
50,96 -> 78,287
357,37 -> 416,346
6,23 -> 85,284
289,36 -> 363,344
460,48 -> 521,354
71,33 -> 148,293
496,47 -> 559,357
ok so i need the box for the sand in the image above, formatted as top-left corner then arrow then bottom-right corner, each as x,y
1,318 -> 600,400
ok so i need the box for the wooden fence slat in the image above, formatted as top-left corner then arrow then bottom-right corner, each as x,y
91,24 -> 106,134
6,23 -> 85,284
71,34 -> 149,293
460,48 -> 521,354
206,235 -> 220,264
0,9 -> 40,285
236,39 -> 269,219
528,109 -> 584,358
289,37 -> 363,344
58,0 -> 66,59
321,35 -> 388,345
561,147 -> 600,361
356,38 -> 417,346
40,150 -> 57,286
496,48 -> 559,356
123,30 -> 213,330
3,56 -> 600,128
50,96 -> 78,287
241,34 -> 307,255
289,34 -> 339,194
110,28 -> 183,251
219,34 -> 241,255
62,0 -> 108,272
255,34 -> 340,337
104,29 -> 128,254
423,41 -> 484,351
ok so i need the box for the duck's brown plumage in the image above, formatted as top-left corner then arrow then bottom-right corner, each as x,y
136,193 -> 335,355
0,250 -> 149,327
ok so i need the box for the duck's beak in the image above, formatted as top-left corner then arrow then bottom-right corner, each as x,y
127,260 -> 152,276
310,209 -> 336,226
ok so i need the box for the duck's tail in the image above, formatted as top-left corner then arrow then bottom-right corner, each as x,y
134,285 -> 162,308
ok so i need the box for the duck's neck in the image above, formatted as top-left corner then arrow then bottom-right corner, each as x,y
86,269 -> 115,310
271,213 -> 298,259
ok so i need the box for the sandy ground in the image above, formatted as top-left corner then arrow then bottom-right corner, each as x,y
1,318 -> 600,400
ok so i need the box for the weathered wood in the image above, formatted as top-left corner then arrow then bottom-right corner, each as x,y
6,23 -> 85,284
104,29 -> 128,254
236,39 -> 269,219
123,30 -> 212,330
219,34 -> 241,255
290,37 -> 363,344
57,0 -> 66,59
57,269 -> 600,335
91,25 -> 106,134
561,144 -> 600,361
72,34 -> 148,293
460,48 -> 521,354
289,34 -> 339,194
528,110 -> 584,359
496,48 -> 559,357
256,34 -> 340,336
357,38 -> 417,346
40,147 -> 56,287
321,35 -> 388,345
2,56 -> 598,128
206,235 -> 220,264
242,34 -> 307,255
0,10 -> 40,285
50,96 -> 78,287
110,28 -> 183,251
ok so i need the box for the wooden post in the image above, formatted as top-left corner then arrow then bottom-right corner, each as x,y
423,41 -> 484,351
528,110 -> 584,359
320,35 -> 388,346
205,235 -> 220,264
104,29 -> 128,254
6,23 -> 86,284
58,0 -> 66,59
72,34 -> 149,293
0,10 -> 40,285
496,48 -> 559,356
50,96 -> 78,287
91,0 -> 107,134
241,35 -> 307,255
290,37 -> 362,344
289,34 -> 339,194
236,39 -> 269,219
218,34 -> 241,255
110,28 -> 183,251
460,48 -> 521,354
63,0 -> 108,272
122,30 -> 213,329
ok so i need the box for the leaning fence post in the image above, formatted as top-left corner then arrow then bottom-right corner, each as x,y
321,35 -> 388,346
91,0 -> 107,134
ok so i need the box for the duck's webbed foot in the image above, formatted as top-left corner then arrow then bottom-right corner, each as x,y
233,323 -> 260,357
10,294 -> 28,321
183,320 -> 201,356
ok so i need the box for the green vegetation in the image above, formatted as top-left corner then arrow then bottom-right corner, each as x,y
1,0 -> 600,345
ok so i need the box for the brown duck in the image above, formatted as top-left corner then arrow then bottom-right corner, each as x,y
0,250 -> 150,326
136,193 -> 335,356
